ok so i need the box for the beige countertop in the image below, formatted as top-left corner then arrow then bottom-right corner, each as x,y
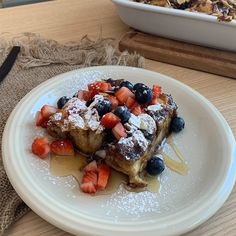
1,0 -> 236,235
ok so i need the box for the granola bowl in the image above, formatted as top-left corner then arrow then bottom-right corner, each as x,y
112,0 -> 236,51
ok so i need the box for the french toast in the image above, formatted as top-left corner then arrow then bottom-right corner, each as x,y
46,79 -> 179,187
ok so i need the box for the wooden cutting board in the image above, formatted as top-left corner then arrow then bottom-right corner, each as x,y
119,31 -> 236,79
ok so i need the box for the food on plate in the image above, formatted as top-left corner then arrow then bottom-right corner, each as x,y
134,0 -> 236,22
32,78 -> 185,194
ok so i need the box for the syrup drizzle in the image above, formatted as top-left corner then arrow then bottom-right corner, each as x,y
50,135 -> 187,194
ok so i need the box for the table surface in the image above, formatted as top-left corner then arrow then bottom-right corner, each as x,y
1,0 -> 236,235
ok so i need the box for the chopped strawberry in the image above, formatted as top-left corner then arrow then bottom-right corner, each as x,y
152,85 -> 162,97
115,87 -> 134,104
125,96 -> 136,109
88,81 -> 111,92
131,104 -> 142,116
107,95 -> 119,110
149,85 -> 162,105
32,137 -> 50,159
77,90 -> 95,101
83,160 -> 98,173
80,182 -> 97,194
50,139 -> 74,156
100,112 -> 120,129
149,96 -> 158,105
36,111 -> 48,128
82,171 -> 98,186
41,105 -> 57,120
97,164 -> 111,190
112,122 -> 127,140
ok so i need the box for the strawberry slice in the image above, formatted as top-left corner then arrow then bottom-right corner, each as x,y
32,137 -> 50,159
50,139 -> 74,156
83,160 -> 98,172
112,122 -> 127,140
152,85 -> 162,97
36,111 -> 48,128
82,171 -> 98,186
107,95 -> 119,110
97,164 -> 110,190
41,105 -> 57,120
88,81 -> 111,92
115,87 -> 134,104
149,96 -> 158,105
125,96 -> 136,109
80,182 -> 97,194
131,104 -> 142,116
100,112 -> 120,129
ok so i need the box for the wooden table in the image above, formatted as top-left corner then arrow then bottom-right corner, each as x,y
1,0 -> 235,235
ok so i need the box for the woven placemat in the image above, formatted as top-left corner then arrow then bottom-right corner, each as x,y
0,32 -> 144,235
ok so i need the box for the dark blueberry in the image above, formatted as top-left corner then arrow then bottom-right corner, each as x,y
146,156 -> 165,176
135,86 -> 153,104
133,83 -> 145,92
113,106 -> 131,123
95,99 -> 111,117
120,81 -> 133,91
170,117 -> 185,133
57,96 -> 71,109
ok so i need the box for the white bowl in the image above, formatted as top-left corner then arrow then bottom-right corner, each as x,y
2,66 -> 236,236
112,0 -> 236,52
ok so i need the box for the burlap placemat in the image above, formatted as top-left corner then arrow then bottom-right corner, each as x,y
0,32 -> 144,235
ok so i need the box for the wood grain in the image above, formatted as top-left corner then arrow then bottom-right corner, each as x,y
119,31 -> 236,79
1,0 -> 236,235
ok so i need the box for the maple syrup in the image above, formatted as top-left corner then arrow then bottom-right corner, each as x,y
50,135 -> 187,194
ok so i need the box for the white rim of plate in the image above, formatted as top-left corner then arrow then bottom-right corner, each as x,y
2,66 -> 236,236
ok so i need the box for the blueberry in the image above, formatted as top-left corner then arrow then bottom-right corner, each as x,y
114,106 -> 131,123
95,99 -> 111,116
146,156 -> 165,176
170,117 -> 185,133
120,81 -> 133,91
57,96 -> 71,109
133,83 -> 145,92
135,86 -> 153,104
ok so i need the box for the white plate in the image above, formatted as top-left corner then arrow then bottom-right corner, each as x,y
2,66 -> 236,236
112,0 -> 236,52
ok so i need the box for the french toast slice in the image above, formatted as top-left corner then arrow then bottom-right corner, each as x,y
104,94 -> 177,187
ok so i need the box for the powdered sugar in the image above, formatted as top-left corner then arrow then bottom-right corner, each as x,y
65,98 -> 87,114
68,114 -> 85,129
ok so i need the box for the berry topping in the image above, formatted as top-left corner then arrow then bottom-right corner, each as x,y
80,182 -> 97,194
35,111 -> 48,128
133,83 -> 145,91
95,99 -> 111,116
120,80 -> 133,91
112,122 -> 127,140
115,87 -> 135,104
57,96 -> 70,109
135,86 -> 153,104
131,104 -> 142,116
107,95 -> 119,110
82,171 -> 98,186
83,160 -> 98,172
88,81 -> 111,92
100,112 -> 120,129
77,90 -> 94,101
125,96 -> 136,109
50,139 -> 74,156
170,117 -> 185,133
97,164 -> 111,190
146,156 -> 165,176
41,105 -> 58,120
114,106 -> 131,124
31,137 -> 50,159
